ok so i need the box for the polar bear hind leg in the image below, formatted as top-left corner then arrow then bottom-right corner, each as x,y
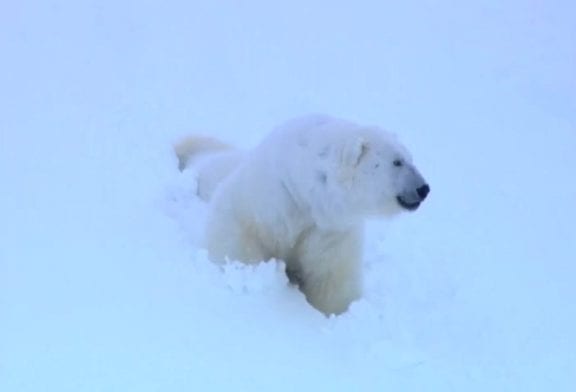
205,207 -> 273,264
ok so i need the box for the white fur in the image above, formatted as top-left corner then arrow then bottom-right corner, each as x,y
178,115 -> 427,315
174,136 -> 243,201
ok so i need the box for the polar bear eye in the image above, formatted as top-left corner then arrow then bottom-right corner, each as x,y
393,159 -> 403,167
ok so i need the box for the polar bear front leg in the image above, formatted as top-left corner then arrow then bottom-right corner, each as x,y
295,227 -> 363,315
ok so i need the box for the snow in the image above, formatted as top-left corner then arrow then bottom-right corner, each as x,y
1,0 -> 575,391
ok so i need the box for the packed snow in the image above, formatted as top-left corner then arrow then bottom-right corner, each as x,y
1,1 -> 575,391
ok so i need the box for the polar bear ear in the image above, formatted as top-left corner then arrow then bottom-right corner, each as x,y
342,137 -> 369,167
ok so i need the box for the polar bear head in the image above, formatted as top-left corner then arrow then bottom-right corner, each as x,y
297,121 -> 430,225
337,128 -> 430,217
279,116 -> 429,227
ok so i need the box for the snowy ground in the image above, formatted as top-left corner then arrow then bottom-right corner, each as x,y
1,1 -> 575,391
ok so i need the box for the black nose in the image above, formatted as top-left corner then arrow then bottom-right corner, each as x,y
417,184 -> 430,200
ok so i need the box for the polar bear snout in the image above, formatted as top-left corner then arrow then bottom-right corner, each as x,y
396,182 -> 430,211
417,184 -> 430,199
394,162 -> 430,211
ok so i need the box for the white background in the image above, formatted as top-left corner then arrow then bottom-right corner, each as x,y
1,1 -> 575,390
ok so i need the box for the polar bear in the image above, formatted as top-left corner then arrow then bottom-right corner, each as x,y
175,115 -> 430,315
